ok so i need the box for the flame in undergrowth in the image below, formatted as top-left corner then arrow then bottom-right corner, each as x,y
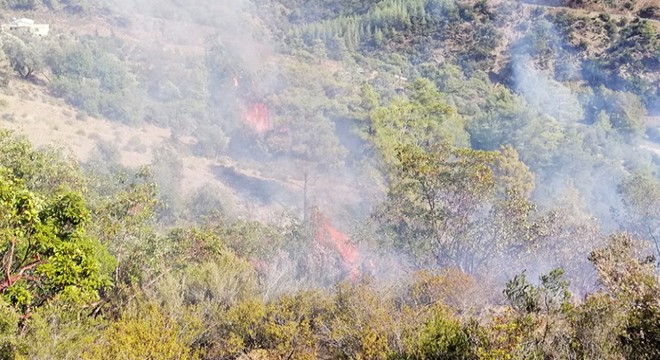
242,103 -> 271,135
314,211 -> 360,281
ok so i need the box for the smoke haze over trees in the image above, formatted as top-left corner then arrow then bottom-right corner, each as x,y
0,0 -> 658,358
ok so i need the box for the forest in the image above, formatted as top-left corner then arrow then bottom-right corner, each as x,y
0,0 -> 658,358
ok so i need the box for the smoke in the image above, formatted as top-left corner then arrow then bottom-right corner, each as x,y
41,0 -> 656,293
100,0 -> 386,287
512,58 -> 584,124
492,2 -> 660,291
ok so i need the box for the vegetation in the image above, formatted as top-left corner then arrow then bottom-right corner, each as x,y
0,0 -> 657,358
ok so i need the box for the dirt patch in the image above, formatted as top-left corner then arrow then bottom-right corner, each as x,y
0,80 -> 170,167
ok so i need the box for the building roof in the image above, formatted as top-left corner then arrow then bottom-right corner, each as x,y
13,18 -> 35,25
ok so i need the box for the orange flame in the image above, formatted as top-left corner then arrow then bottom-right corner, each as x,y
314,212 -> 360,281
242,103 -> 271,135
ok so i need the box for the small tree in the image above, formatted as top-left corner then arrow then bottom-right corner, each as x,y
0,47 -> 10,87
588,233 -> 660,360
0,168 -> 112,313
1,34 -> 44,79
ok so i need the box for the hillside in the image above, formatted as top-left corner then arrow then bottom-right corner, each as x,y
1,0 -> 658,217
0,0 -> 658,358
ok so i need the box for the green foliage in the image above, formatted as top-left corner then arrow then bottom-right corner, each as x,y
264,59 -> 354,168
0,133 -> 116,315
0,0 -> 658,358
589,233 -> 657,299
46,37 -> 142,123
370,79 -> 468,165
0,46 -> 10,88
83,304 -> 201,360
205,292 -> 325,359
321,282 -> 396,359
618,171 -> 660,253
1,32 -> 143,122
209,218 -> 284,260
466,85 -> 529,150
294,0 -> 467,56
378,144 -> 494,267
396,276 -> 478,360
376,137 -> 539,271
494,145 -> 535,199
621,293 -> 660,360
0,301 -> 18,358
271,215 -> 348,288
0,130 -> 86,194
1,33 -> 45,79
281,0 -> 381,24
581,233 -> 660,359
85,167 -> 160,301
0,167 -> 112,312
504,271 -> 539,314
468,85 -> 569,170
504,269 -> 570,315
160,229 -> 258,305
407,312 -> 472,360
580,19 -> 659,108
501,269 -> 576,358
16,302 -> 104,359
571,292 -> 625,359
592,87 -> 646,137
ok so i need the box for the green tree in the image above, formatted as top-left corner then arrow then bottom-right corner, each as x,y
85,167 -> 159,298
206,292 -> 325,360
618,172 -> 660,255
377,143 -> 494,269
595,87 -> 646,138
0,168 -> 113,313
45,38 -> 142,123
0,45 -> 10,88
370,78 -> 469,167
319,281 -> 396,360
588,233 -> 660,360
1,34 -> 45,79
503,269 -> 574,358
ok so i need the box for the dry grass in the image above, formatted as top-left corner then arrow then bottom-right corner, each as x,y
0,80 -> 170,167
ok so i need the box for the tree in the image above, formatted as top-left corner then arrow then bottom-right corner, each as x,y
318,281 -> 396,360
205,291 -> 325,359
0,167 -> 112,313
618,172 -> 660,255
45,38 -> 143,123
370,78 -> 469,167
85,166 -> 160,303
377,143 -> 492,269
594,87 -> 646,138
501,269 -> 575,358
370,79 -> 541,271
375,139 -> 540,272
0,46 -> 10,88
587,233 -> 660,360
1,34 -> 44,79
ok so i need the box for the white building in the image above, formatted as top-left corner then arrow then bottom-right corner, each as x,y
1,18 -> 49,36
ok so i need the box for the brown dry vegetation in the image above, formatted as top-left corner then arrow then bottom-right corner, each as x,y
0,81 -> 169,165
